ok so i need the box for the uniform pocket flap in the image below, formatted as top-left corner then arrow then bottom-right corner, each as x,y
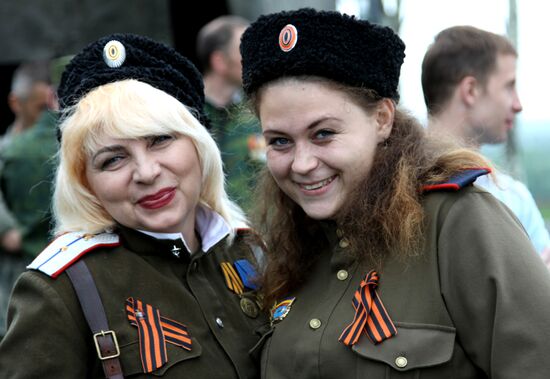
119,337 -> 202,376
351,322 -> 455,371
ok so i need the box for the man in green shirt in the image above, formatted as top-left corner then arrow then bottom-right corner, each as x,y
197,15 -> 265,211
1,109 -> 58,258
0,61 -> 54,339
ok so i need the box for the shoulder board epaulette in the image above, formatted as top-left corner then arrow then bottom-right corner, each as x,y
27,232 -> 120,278
422,168 -> 491,193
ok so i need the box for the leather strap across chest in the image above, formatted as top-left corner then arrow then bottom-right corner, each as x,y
66,260 -> 125,379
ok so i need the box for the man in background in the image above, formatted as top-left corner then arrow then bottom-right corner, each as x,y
0,61 -> 52,251
422,25 -> 550,262
0,60 -> 57,339
196,15 -> 265,211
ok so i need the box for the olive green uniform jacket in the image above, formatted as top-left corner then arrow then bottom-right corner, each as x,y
0,210 -> 267,378
259,187 -> 550,379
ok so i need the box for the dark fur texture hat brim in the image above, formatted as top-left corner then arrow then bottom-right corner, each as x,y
241,8 -> 405,100
58,33 -> 207,126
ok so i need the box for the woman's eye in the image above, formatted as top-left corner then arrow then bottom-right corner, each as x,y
314,129 -> 335,140
100,155 -> 124,170
267,137 -> 291,148
150,134 -> 174,147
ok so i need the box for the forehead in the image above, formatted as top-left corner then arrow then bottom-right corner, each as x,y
260,79 -> 352,110
258,79 -> 363,132
232,26 -> 246,41
26,82 -> 50,101
227,26 -> 246,52
491,54 -> 517,80
260,80 -> 334,112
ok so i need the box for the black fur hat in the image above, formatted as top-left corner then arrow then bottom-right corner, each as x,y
241,8 -> 405,100
58,33 -> 207,126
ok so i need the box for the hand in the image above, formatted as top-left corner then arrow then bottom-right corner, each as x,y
1,228 -> 22,253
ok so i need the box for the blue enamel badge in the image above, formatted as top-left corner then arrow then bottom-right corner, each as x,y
271,297 -> 296,325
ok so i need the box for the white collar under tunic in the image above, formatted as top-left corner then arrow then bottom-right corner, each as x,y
138,205 -> 231,254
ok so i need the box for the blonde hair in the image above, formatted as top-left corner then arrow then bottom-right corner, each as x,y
54,79 -> 246,236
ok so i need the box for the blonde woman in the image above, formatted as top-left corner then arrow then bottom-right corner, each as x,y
0,34 -> 265,378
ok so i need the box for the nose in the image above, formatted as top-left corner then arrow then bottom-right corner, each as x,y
132,154 -> 161,184
512,91 -> 523,114
291,142 -> 318,174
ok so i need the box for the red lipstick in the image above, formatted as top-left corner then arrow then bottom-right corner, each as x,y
137,188 -> 176,209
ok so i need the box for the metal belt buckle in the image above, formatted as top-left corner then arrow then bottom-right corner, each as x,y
93,330 -> 121,360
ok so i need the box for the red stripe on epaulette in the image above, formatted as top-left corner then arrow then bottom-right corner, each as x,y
51,242 -> 121,278
422,167 -> 491,193
422,183 -> 460,192
236,227 -> 253,236
29,232 -> 121,278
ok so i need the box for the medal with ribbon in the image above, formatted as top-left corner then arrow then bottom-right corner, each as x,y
339,270 -> 397,346
220,259 -> 261,318
126,297 -> 192,373
220,259 -> 259,294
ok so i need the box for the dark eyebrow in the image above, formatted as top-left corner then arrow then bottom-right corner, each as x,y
307,116 -> 340,130
263,116 -> 340,135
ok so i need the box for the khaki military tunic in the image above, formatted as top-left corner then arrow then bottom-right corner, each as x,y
259,187 -> 550,378
0,221 -> 268,378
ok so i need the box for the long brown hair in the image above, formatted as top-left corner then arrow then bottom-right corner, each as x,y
250,77 -> 490,306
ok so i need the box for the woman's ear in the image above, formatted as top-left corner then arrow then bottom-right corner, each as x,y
376,98 -> 395,143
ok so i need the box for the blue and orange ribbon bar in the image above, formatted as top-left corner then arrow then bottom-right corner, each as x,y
221,259 -> 260,294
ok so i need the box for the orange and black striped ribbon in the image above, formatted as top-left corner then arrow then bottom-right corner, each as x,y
220,261 -> 244,295
126,298 -> 192,373
126,298 -> 167,373
160,316 -> 192,351
339,270 -> 397,346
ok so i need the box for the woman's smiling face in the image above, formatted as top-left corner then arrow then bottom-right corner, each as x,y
258,79 -> 393,220
85,133 -> 202,237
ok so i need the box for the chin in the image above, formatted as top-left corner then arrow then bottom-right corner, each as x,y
301,207 -> 336,221
142,217 -> 182,234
